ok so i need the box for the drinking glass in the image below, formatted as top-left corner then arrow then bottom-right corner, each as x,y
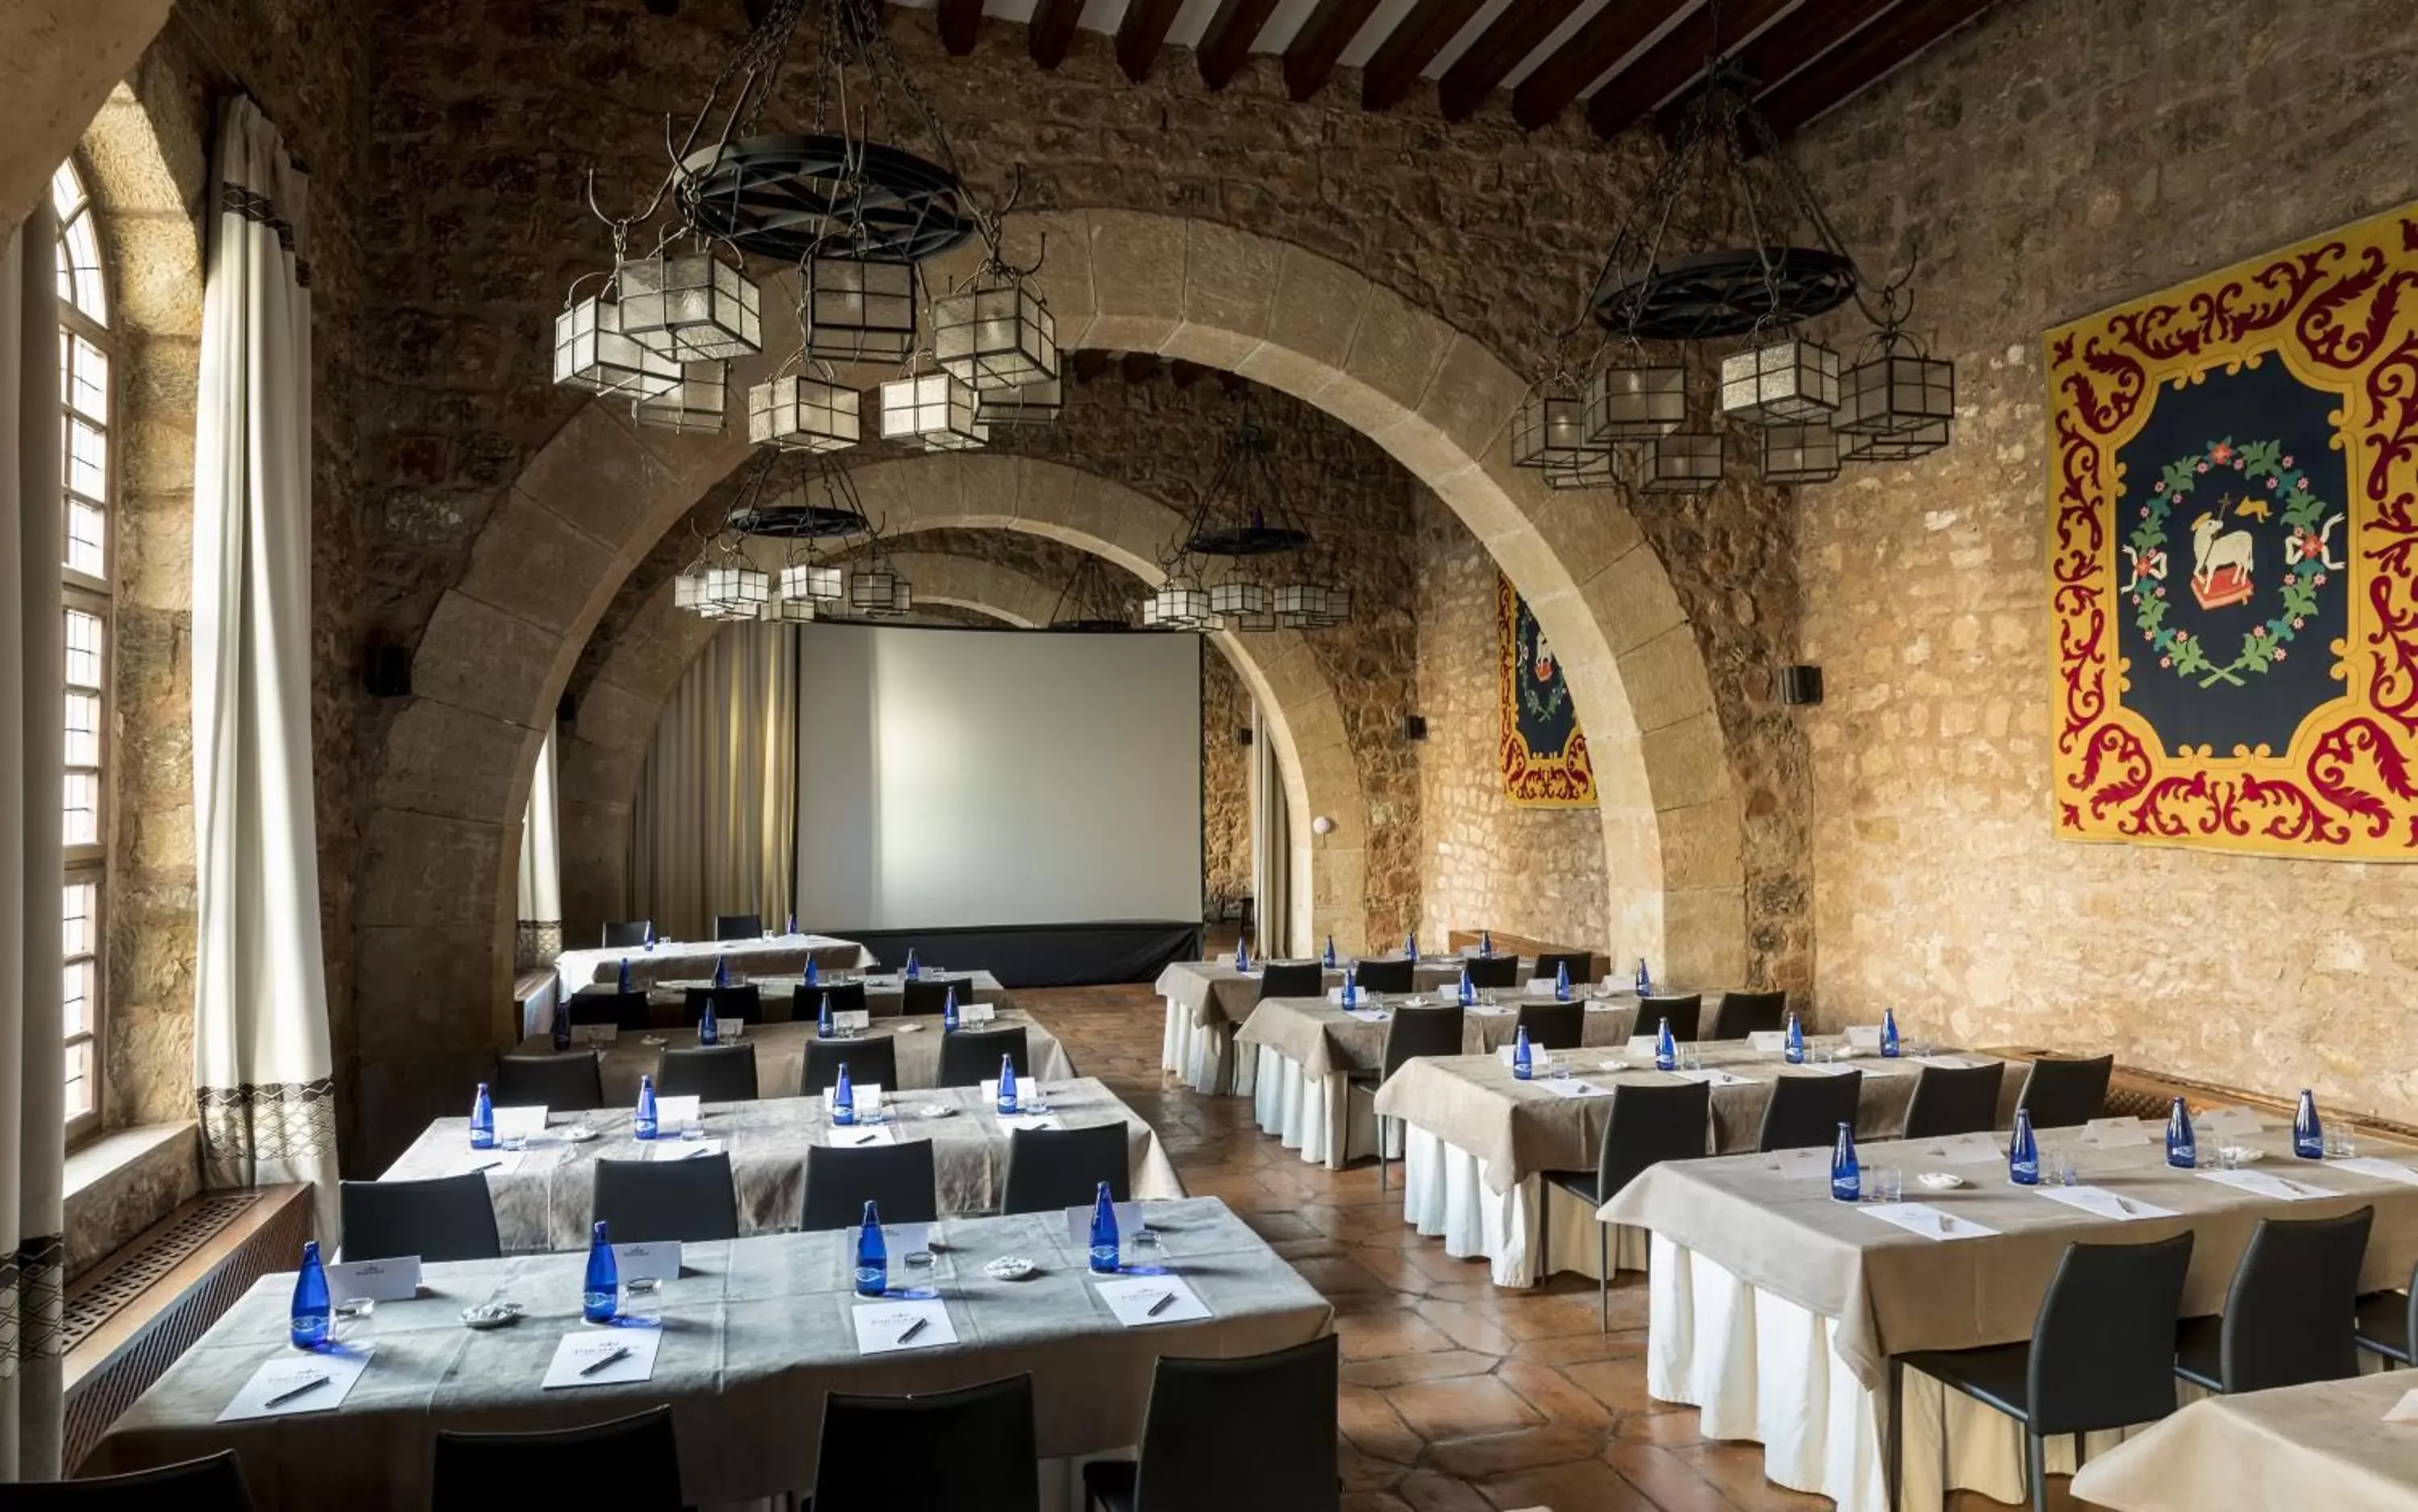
619,1277 -> 663,1327
2325,1130 -> 2358,1161
2050,1151 -> 2080,1187
2216,1144 -> 2242,1172
1550,1057 -> 1572,1082
1128,1229 -> 1164,1265
1679,1043 -> 1702,1074
330,1296 -> 375,1347
1868,1166 -> 1903,1205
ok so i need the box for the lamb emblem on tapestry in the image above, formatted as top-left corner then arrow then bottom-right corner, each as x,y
2047,201 -> 2418,859
1498,573 -> 1596,808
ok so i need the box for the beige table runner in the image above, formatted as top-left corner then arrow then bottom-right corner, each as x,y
517,1007 -> 1069,1103
383,1078 -> 1182,1252
1153,957 -> 1561,1031
2070,1371 -> 2418,1512
1604,1124 -> 2418,1389
1234,995 -> 1640,1079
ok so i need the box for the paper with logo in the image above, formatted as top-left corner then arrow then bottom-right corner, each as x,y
647,1139 -> 725,1162
1095,1274 -> 1211,1327
2198,1168 -> 2335,1201
853,1298 -> 956,1356
2331,1157 -> 2418,1187
542,1327 -> 661,1389
2031,1185 -> 2179,1221
653,1095 -> 702,1129
826,1124 -> 899,1149
218,1344 -> 375,1422
1859,1203 -> 1999,1241
326,1256 -> 422,1304
492,1105 -> 548,1142
611,1240 -> 681,1283
1538,1079 -> 1614,1099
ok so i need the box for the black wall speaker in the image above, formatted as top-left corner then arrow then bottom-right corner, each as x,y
366,643 -> 412,700
557,692 -> 580,733
1778,665 -> 1825,706
1403,714 -> 1428,741
1236,726 -> 1253,746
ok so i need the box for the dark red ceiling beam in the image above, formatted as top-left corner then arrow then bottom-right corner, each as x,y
1283,0 -> 1385,102
1360,0 -> 1489,111
1585,0 -> 1792,139
1512,0 -> 1692,132
1116,0 -> 1186,82
937,0 -> 983,54
1757,0 -> 1994,135
1650,0 -> 1897,136
1028,0 -> 1085,68
1437,0 -> 1584,122
1198,0 -> 1286,90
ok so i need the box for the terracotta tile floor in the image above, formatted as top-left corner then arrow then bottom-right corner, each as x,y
1024,981 -> 2083,1512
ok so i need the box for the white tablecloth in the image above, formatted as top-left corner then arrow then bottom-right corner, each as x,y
1162,997 -> 1258,1096
530,934 -> 877,1038
1400,1127 -> 1647,1288
1250,1045 -> 1390,1169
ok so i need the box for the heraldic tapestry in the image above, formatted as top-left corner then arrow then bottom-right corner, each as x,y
1498,574 -> 1596,808
2049,202 -> 2418,859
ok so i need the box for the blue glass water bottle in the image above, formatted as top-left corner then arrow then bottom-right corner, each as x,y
552,1001 -> 573,1052
1323,934 -> 1337,969
583,1221 -> 618,1323
833,1063 -> 856,1127
856,1200 -> 888,1297
2166,1095 -> 2197,1169
290,1240 -> 331,1348
1406,930 -> 1419,960
1554,960 -> 1572,1003
1656,1017 -> 1676,1073
804,955 -> 820,987
2009,1107 -> 2040,1186
642,921 -> 654,951
1830,1123 -> 1861,1203
1458,966 -> 1475,1007
786,912 -> 796,936
618,957 -> 633,994
1340,967 -> 1357,1009
997,1057 -> 1019,1115
1479,928 -> 1494,958
634,1073 -> 659,1141
698,993 -> 719,1046
817,991 -> 834,1040
1635,957 -> 1651,995
2294,1089 -> 2324,1160
904,948 -> 922,981
1512,1026 -> 1534,1082
1234,936 -> 1249,971
1088,1182 -> 1121,1274
1880,1007 -> 1901,1059
469,1082 -> 496,1149
713,955 -> 729,990
942,985 -> 960,1032
1784,1012 -> 1805,1065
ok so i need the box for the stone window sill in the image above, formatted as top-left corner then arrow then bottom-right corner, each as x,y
64,1122 -> 202,1282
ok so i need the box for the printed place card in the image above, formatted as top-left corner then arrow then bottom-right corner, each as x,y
1918,1132 -> 2005,1165
834,1009 -> 871,1032
1095,1274 -> 1211,1327
822,1083 -> 885,1118
492,1105 -> 549,1142
1844,1025 -> 1884,1049
611,1240 -> 682,1283
653,1095 -> 702,1131
326,1256 -> 422,1305
1626,1036 -> 1659,1057
2196,1106 -> 2265,1136
1523,978 -> 1560,998
2383,1389 -> 2418,1425
2086,1118 -> 2154,1149
961,1001 -> 998,1024
218,1344 -> 375,1423
853,1298 -> 956,1356
1747,1032 -> 1788,1052
541,1327 -> 661,1389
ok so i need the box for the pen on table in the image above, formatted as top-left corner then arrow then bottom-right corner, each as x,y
467,1160 -> 503,1174
897,1317 -> 929,1344
1145,1291 -> 1177,1318
579,1345 -> 634,1377
852,1133 -> 880,1146
264,1373 -> 332,1408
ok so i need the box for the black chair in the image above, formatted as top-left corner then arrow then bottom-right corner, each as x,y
801,1035 -> 899,1097
1713,989 -> 1788,1039
601,920 -> 652,949
2014,1053 -> 2115,1129
592,1153 -> 739,1243
1534,951 -> 1596,986
1344,1005 -> 1465,1191
812,1374 -> 1039,1512
338,1175 -> 501,1263
2175,1206 -> 2375,1394
903,976 -> 979,1016
1257,962 -> 1325,999
2356,1258 -> 2418,1365
656,1043 -> 759,1103
1901,1061 -> 2007,1140
493,1051 -> 604,1112
568,989 -> 653,1033
803,1140 -> 941,1232
2,1452 -> 258,1510
1544,1080 -> 1712,1329
713,912 -> 763,941
1352,957 -> 1415,994
680,983 -> 760,1028
938,1025 -> 1032,1089
1513,1000 -> 1584,1051
1461,953 -> 1520,990
1637,993 -> 1702,1044
1081,1336 -> 1339,1512
1890,1233 -> 2195,1512
799,981 -> 870,1021
1000,1124 -> 1130,1215
430,1406 -> 682,1512
1756,1070 -> 1863,1152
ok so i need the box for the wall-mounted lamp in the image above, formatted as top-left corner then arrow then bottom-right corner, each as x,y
1311,816 -> 1336,836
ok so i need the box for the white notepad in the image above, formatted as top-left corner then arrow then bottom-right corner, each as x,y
2031,1184 -> 2179,1220
1860,1203 -> 1999,1241
1788,1062 -> 1859,1078
542,1328 -> 661,1389
854,1298 -> 956,1355
1344,1008 -> 1390,1024
218,1345 -> 375,1422
646,1139 -> 725,1161
1095,1274 -> 1211,1327
997,1114 -> 1065,1133
2331,1157 -> 2418,1187
1537,1079 -> 1614,1099
2198,1168 -> 2336,1202
1668,1067 -> 1751,1087
827,1124 -> 899,1148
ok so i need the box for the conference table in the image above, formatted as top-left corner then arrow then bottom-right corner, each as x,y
513,1005 -> 1070,1105
1602,1114 -> 2418,1512
382,1078 -> 1184,1253
1372,1041 -> 2017,1287
1236,991 -> 1641,1173
85,1198 -> 1332,1511
527,933 -> 879,1038
2069,1370 -> 2418,1512
633,969 -> 1010,1021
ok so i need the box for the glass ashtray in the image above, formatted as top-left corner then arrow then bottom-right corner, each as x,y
460,1301 -> 524,1331
983,1256 -> 1037,1281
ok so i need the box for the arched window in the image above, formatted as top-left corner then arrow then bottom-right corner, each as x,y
54,156 -> 112,1136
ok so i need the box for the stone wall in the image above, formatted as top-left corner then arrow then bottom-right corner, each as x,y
1793,0 -> 2418,1116
1414,490 -> 1608,955
1200,645 -> 1251,920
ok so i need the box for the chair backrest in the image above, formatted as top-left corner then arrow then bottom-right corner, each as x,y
801,1035 -> 899,1097
680,983 -> 759,1028
1352,957 -> 1415,994
431,1406 -> 682,1512
6,1452 -> 258,1510
1257,962 -> 1325,1000
1513,1001 -> 1584,1051
494,1052 -> 605,1112
592,1153 -> 740,1243
2220,1206 -> 2376,1393
1597,1079 -> 1714,1199
1461,953 -> 1520,989
713,913 -> 763,941
812,1374 -> 1039,1512
1756,1070 -> 1864,1152
602,920 -> 652,949
567,989 -> 654,1032
804,1140 -> 940,1231
1379,1004 -> 1465,1083
1638,994 -> 1702,1044
339,1174 -> 501,1264
999,1124 -> 1130,1214
800,982 -> 870,1020
1901,1061 -> 2007,1140
2026,1232 -> 2196,1436
656,1043 -> 760,1103
2015,1053 -> 2115,1128
938,1026 -> 1032,1089
1128,1335 -> 1339,1512
1714,989 -> 1788,1039
1534,951 -> 1596,986
903,976 -> 978,1015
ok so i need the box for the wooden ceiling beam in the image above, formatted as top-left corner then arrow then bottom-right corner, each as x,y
1199,0 -> 1286,90
1585,0 -> 1791,139
1028,0 -> 1086,69
1361,0 -> 1487,111
1116,0 -> 1186,83
936,0 -> 983,55
1283,0 -> 1385,102
1512,0 -> 1693,132
1730,0 -> 1900,89
1757,0 -> 1994,135
1436,0 -> 1584,123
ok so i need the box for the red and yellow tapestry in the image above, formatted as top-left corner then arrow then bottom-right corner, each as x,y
2048,201 -> 2418,859
1498,573 -> 1596,808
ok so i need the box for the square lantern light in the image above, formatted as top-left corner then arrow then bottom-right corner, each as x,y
880,372 -> 987,452
1544,447 -> 1620,491
702,564 -> 770,617
674,570 -> 709,613
759,594 -> 816,623
1583,363 -> 1686,441
1759,422 -> 1842,484
632,361 -> 729,434
781,562 -> 845,604
933,278 -> 1058,391
1273,581 -> 1329,627
1151,582 -> 1211,629
1510,390 -> 1601,470
615,252 -> 762,361
749,373 -> 860,454
1210,580 -> 1269,619
554,294 -> 682,397
975,374 -> 1064,426
1835,349 -> 1955,437
1720,339 -> 1841,424
1639,432 -> 1726,493
806,256 -> 918,363
849,566 -> 899,614
1309,584 -> 1352,628
888,579 -> 914,615
1843,421 -> 1952,462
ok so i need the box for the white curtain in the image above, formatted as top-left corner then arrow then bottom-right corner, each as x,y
191,98 -> 338,1242
1251,704 -> 1290,959
0,198 -> 69,1481
629,622 -> 798,941
515,725 -> 562,966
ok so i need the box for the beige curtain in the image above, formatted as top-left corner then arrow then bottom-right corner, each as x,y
1251,704 -> 1291,960
515,725 -> 562,966
629,623 -> 799,941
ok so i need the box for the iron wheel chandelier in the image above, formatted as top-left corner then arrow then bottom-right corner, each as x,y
1147,393 -> 1348,633
1048,555 -> 1142,633
671,451 -> 911,624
